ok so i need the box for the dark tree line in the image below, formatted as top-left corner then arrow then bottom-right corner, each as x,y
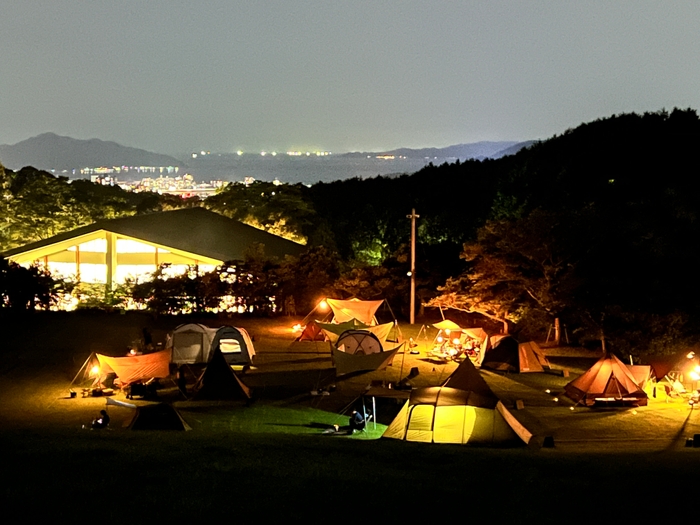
5,108 -> 700,357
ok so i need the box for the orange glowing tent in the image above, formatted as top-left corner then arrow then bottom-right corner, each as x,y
96,349 -> 172,386
564,352 -> 648,406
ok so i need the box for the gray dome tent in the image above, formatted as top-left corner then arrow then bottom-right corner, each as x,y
211,326 -> 256,366
168,324 -> 255,366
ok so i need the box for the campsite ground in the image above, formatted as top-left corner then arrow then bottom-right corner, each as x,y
2,311 -> 700,521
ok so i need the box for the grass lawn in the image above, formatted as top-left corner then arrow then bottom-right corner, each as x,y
2,311 -> 700,522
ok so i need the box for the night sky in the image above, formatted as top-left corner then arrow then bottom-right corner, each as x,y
2,1 -> 699,155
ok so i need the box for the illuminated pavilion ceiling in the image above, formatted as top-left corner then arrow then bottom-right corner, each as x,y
2,208 -> 305,286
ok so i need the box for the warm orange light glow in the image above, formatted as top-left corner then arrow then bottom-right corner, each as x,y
90,365 -> 100,376
318,300 -> 328,311
437,336 -> 444,343
444,329 -> 451,336
452,338 -> 461,346
687,352 -> 696,359
292,324 -> 303,332
690,371 -> 700,381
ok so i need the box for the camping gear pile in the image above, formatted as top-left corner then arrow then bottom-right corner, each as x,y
426,320 -> 489,364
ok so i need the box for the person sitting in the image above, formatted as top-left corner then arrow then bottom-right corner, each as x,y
349,410 -> 366,433
91,409 -> 110,429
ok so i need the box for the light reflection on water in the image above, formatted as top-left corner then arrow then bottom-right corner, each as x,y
183,154 -> 446,185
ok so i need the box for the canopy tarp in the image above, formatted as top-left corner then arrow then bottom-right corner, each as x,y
432,319 -> 462,332
321,321 -> 393,344
96,349 -> 171,385
332,345 -> 401,376
327,298 -> 383,325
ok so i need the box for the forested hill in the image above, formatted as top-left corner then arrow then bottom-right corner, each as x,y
5,109 -> 700,352
342,140 -> 535,160
0,133 -> 185,172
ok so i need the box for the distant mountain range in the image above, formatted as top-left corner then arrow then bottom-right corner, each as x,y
0,133 -> 535,176
0,133 -> 185,172
344,140 -> 536,160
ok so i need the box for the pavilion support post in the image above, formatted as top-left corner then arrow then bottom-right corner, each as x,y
105,232 -> 118,294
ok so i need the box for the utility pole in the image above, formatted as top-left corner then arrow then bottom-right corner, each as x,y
407,208 -> 420,324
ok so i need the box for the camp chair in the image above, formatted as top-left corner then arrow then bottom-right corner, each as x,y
664,378 -> 689,402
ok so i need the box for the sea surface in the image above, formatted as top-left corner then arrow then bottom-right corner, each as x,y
181,154 -> 451,185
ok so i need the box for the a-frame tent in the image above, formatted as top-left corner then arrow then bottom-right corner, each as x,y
191,347 -> 252,401
128,402 -> 192,430
383,358 -> 532,445
564,352 -> 648,406
481,337 -> 551,373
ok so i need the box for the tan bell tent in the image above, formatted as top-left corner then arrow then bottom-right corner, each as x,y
384,357 -> 532,445
564,352 -> 648,406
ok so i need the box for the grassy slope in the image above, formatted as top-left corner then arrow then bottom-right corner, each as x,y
2,311 -> 700,522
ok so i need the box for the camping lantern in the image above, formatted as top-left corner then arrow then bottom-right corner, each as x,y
452,338 -> 461,346
90,365 -> 100,376
318,300 -> 329,311
292,324 -> 303,333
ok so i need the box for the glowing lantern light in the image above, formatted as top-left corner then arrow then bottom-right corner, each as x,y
437,336 -> 444,343
687,352 -> 695,359
452,338 -> 461,346
444,329 -> 451,336
553,397 -> 559,402
90,365 -> 100,376
569,407 -> 575,411
690,370 -> 700,381
318,300 -> 328,311
292,324 -> 303,333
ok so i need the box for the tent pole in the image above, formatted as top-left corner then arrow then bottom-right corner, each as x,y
372,396 -> 377,430
69,352 -> 95,388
